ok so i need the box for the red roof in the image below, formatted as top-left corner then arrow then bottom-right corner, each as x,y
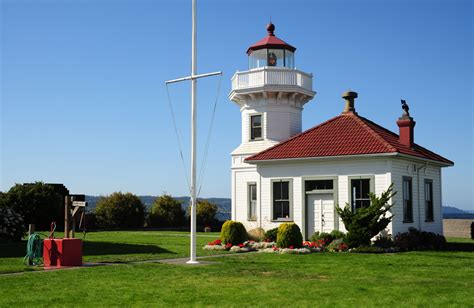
247,23 -> 296,55
245,112 -> 453,165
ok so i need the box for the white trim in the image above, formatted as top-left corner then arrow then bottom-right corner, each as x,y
246,152 -> 453,167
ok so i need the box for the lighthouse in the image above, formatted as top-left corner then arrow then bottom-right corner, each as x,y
229,23 -> 315,224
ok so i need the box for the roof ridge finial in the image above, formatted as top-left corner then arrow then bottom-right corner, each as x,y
342,90 -> 358,114
267,21 -> 275,36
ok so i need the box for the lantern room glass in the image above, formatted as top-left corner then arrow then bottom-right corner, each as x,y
249,49 -> 295,69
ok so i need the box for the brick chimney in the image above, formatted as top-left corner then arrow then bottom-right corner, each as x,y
397,103 -> 416,147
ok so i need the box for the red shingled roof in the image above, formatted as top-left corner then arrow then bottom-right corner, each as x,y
245,113 -> 453,165
247,35 -> 296,55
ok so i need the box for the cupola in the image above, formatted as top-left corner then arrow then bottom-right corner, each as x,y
247,23 -> 296,69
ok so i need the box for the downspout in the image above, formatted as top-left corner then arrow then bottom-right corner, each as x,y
416,162 -> 428,230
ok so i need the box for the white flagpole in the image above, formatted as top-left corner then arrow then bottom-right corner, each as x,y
187,0 -> 198,264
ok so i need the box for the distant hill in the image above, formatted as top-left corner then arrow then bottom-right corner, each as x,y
443,206 -> 474,219
85,195 -> 231,221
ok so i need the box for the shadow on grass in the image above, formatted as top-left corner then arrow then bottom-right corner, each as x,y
0,241 -> 175,258
0,241 -> 26,258
445,241 -> 474,252
83,241 -> 174,256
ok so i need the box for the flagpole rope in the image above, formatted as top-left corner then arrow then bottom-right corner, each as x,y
165,83 -> 192,195
197,73 -> 223,198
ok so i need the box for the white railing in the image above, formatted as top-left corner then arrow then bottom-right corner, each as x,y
231,67 -> 313,92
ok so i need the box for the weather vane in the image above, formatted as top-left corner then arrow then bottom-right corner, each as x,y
401,99 -> 410,117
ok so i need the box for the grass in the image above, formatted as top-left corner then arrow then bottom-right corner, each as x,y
0,231 -> 224,274
0,233 -> 473,306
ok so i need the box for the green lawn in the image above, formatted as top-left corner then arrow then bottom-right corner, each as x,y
0,232 -> 473,306
0,231 -> 224,274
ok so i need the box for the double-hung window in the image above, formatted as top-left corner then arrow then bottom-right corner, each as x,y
403,177 -> 413,223
250,115 -> 262,140
351,179 -> 371,211
272,180 -> 291,221
248,183 -> 257,221
425,180 -> 434,222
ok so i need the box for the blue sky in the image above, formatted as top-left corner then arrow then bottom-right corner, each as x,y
1,0 -> 472,210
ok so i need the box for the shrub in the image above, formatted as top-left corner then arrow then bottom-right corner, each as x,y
264,228 -> 278,242
336,184 -> 396,248
3,182 -> 63,230
220,220 -> 247,245
276,223 -> 303,248
327,238 -> 349,252
95,192 -> 145,229
394,227 -> 447,251
309,232 -> 334,245
0,205 -> 25,241
248,227 -> 266,242
330,230 -> 346,240
374,233 -> 395,248
148,194 -> 185,227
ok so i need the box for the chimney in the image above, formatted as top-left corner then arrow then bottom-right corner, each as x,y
342,91 -> 358,114
397,100 -> 416,147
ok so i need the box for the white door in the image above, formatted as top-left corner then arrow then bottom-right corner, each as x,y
306,193 -> 334,238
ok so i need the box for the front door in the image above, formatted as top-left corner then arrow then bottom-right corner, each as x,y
306,193 -> 334,238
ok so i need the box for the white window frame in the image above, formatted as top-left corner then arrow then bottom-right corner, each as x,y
249,114 -> 263,141
248,183 -> 257,221
271,179 -> 293,222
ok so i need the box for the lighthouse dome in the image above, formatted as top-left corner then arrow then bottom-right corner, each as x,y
247,23 -> 296,69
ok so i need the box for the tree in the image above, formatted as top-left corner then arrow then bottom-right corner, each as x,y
148,194 -> 185,227
192,200 -> 218,226
336,184 -> 396,248
95,192 -> 145,229
3,182 -> 63,230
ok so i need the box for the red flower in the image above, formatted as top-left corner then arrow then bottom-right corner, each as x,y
289,245 -> 294,249
207,242 -> 214,246
225,243 -> 232,248
214,239 -> 222,245
272,246 -> 278,251
238,243 -> 244,248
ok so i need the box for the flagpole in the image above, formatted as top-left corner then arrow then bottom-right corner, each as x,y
187,0 -> 198,264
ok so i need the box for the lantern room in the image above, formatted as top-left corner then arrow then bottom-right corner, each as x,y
247,23 -> 296,69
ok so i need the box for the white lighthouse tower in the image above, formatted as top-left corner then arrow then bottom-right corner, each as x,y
229,23 -> 315,228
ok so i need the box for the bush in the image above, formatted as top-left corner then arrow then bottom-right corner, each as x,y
95,192 -> 145,229
247,227 -> 266,242
148,195 -> 185,227
374,233 -> 395,248
220,220 -> 247,245
276,223 -> 303,248
330,230 -> 346,240
309,232 -> 334,245
3,182 -> 63,230
336,184 -> 396,248
0,206 -> 25,241
394,227 -> 447,251
264,228 -> 278,242
327,238 -> 349,252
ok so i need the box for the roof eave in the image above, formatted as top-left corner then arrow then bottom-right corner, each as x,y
245,152 -> 454,167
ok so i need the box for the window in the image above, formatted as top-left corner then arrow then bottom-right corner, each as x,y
248,183 -> 257,221
250,115 -> 262,140
305,180 -> 333,192
272,180 -> 291,220
403,177 -> 413,223
425,180 -> 434,222
351,179 -> 371,211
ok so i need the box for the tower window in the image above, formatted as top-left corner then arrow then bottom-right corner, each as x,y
250,115 -> 262,140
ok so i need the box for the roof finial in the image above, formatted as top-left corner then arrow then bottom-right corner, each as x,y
267,21 -> 275,36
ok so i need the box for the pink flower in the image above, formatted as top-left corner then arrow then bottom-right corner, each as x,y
289,245 -> 294,249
